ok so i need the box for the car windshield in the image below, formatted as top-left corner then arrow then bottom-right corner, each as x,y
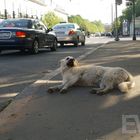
53,24 -> 75,30
0,19 -> 29,28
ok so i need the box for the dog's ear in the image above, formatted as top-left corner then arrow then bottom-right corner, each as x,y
67,58 -> 75,67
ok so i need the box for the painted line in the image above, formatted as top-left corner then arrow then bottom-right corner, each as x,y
0,41 -> 109,126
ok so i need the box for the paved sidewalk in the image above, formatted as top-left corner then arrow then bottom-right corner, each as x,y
0,40 -> 140,140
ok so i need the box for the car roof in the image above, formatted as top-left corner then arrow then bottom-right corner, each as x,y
3,18 -> 38,22
54,22 -> 76,26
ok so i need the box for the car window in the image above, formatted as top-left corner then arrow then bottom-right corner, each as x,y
0,19 -> 29,28
34,21 -> 46,32
53,24 -> 75,30
75,24 -> 80,30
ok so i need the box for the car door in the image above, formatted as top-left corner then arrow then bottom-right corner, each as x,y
34,21 -> 46,47
39,22 -> 54,46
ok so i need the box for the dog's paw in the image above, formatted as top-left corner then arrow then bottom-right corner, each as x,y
90,89 -> 97,94
60,89 -> 67,94
47,88 -> 54,94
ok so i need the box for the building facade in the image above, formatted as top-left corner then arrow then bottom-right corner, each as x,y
130,16 -> 140,36
0,0 -> 68,21
0,0 -> 47,19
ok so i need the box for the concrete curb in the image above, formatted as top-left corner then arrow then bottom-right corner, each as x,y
0,41 -> 110,126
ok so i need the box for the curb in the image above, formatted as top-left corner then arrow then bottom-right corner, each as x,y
0,41 -> 110,126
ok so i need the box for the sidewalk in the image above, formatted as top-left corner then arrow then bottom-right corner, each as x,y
0,40 -> 140,140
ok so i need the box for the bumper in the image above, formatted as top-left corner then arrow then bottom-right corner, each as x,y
0,38 -> 33,50
57,36 -> 76,43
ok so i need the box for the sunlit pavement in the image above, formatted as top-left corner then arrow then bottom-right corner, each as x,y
0,38 -> 140,140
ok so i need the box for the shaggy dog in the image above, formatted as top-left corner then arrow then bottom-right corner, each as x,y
47,56 -> 135,95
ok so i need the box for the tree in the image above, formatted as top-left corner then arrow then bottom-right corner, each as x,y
121,0 -> 140,22
68,15 -> 105,33
42,12 -> 62,28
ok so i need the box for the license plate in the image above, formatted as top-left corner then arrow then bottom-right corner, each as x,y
0,32 -> 11,39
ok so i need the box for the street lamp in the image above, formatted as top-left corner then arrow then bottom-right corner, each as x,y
132,0 -> 136,40
114,0 -> 122,41
12,2 -> 15,18
126,0 -> 136,40
115,0 -> 119,41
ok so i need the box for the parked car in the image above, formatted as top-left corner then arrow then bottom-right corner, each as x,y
52,22 -> 85,47
94,32 -> 101,37
0,18 -> 57,54
105,32 -> 113,37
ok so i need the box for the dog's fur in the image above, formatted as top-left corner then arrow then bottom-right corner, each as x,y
47,56 -> 135,95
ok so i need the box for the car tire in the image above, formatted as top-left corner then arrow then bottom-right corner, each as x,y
74,41 -> 78,47
81,41 -> 85,46
81,36 -> 86,46
50,39 -> 57,51
30,40 -> 39,54
20,49 -> 26,53
74,37 -> 79,47
60,43 -> 64,47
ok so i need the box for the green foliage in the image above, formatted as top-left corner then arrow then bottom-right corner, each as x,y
122,0 -> 140,22
41,12 -> 62,28
68,15 -> 105,33
136,0 -> 140,17
94,20 -> 105,32
42,12 -> 105,33
122,6 -> 132,22
111,0 -> 140,34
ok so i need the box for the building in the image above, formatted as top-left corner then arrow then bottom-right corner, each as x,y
0,0 -> 68,22
130,16 -> 140,36
0,0 -> 47,19
54,5 -> 68,22
45,0 -> 69,22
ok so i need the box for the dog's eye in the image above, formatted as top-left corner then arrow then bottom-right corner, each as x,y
66,57 -> 70,60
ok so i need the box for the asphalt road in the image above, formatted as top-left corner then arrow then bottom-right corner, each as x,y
0,37 -> 112,106
0,38 -> 140,140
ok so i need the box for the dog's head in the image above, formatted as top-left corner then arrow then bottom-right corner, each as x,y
60,56 -> 79,70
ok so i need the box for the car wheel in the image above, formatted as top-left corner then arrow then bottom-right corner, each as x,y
20,49 -> 26,53
74,40 -> 78,47
81,40 -> 85,46
74,37 -> 79,47
81,36 -> 86,46
50,39 -> 57,51
60,43 -> 64,47
30,40 -> 39,54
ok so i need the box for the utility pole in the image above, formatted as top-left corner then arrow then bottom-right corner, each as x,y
115,0 -> 119,41
114,0 -> 122,41
111,3 -> 114,24
132,0 -> 136,40
126,0 -> 136,40
12,1 -> 15,18
4,0 -> 7,19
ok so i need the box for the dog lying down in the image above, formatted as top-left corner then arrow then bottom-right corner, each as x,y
47,56 -> 135,95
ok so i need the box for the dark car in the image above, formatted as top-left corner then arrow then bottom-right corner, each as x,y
0,18 -> 57,54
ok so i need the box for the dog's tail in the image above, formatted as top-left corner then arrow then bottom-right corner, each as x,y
118,71 -> 135,93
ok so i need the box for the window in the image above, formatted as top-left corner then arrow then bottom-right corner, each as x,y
0,19 -> 29,28
34,21 -> 47,32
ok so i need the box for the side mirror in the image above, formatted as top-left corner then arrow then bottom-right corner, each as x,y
48,28 -> 53,32
77,28 -> 81,31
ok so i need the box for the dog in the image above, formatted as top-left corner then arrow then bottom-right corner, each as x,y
47,56 -> 135,95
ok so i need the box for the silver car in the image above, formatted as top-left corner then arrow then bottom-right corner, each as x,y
53,23 -> 85,47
